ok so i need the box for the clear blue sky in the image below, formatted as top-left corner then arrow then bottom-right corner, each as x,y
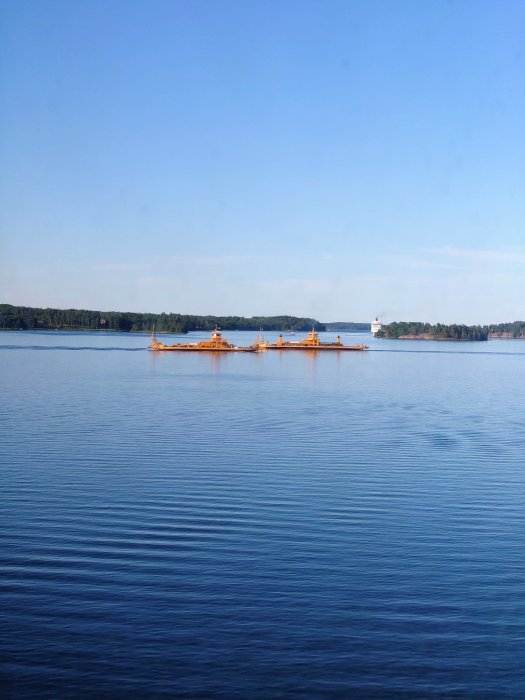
1,0 -> 524,323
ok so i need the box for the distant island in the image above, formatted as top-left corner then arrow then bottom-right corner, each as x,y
377,322 -> 488,341
376,320 -> 525,341
323,322 -> 370,332
0,304 -> 325,334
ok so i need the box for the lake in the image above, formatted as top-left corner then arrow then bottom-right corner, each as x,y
1,330 -> 525,698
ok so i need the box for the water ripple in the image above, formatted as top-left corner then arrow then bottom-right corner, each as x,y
2,332 -> 525,697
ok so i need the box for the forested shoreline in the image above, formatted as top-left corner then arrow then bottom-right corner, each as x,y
377,320 -> 525,340
324,322 -> 369,331
377,322 -> 489,341
487,321 -> 525,338
2,305 -> 524,339
0,304 -> 325,333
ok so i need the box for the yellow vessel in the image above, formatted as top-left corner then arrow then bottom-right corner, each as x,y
149,327 -> 258,352
254,329 -> 368,351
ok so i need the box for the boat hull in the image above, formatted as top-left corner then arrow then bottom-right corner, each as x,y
149,345 -> 257,352
265,344 -> 368,351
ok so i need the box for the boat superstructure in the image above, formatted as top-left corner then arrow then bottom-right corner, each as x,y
149,327 -> 257,352
371,318 -> 382,336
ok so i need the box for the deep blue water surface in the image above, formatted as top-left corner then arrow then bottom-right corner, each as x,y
2,330 -> 525,698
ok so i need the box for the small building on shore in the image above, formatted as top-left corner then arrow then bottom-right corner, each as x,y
371,318 -> 382,336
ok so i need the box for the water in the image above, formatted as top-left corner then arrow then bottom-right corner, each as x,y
2,330 -> 525,698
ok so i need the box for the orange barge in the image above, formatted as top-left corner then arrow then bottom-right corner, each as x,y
149,327 -> 258,352
253,329 -> 368,351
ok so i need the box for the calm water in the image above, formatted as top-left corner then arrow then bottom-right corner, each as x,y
2,330 -> 525,698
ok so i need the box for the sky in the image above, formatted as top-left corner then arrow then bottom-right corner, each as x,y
1,0 -> 524,324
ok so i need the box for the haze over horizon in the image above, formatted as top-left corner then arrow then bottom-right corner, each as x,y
1,1 -> 524,326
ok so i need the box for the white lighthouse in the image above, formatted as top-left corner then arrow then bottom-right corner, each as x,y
371,318 -> 382,336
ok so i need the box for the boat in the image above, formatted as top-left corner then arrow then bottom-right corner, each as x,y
149,327 -> 258,352
253,329 -> 368,351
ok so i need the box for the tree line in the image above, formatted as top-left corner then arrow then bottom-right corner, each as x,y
487,322 -> 525,338
323,322 -> 370,331
377,322 -> 489,341
0,304 -> 325,333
